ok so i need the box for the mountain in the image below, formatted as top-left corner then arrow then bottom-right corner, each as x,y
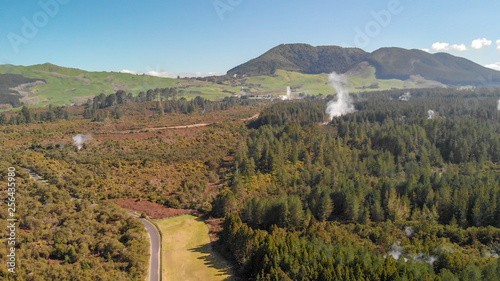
367,47 -> 500,85
227,44 -> 368,76
228,44 -> 500,86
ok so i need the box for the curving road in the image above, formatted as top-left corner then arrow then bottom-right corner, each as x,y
23,168 -> 160,281
140,218 -> 161,281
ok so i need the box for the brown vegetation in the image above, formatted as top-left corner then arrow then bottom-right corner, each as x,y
109,198 -> 195,219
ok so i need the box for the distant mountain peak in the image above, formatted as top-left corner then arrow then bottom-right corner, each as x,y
228,44 -> 500,85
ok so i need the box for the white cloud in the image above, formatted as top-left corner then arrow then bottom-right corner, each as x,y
421,48 -> 430,53
451,44 -> 467,51
497,40 -> 500,50
119,69 -> 224,78
471,38 -> 492,49
485,62 -> 500,71
120,69 -> 142,75
431,42 -> 450,51
431,42 -> 467,52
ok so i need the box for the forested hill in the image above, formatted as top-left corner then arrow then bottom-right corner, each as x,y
0,73 -> 46,107
227,44 -> 368,77
214,88 -> 500,280
227,43 -> 500,85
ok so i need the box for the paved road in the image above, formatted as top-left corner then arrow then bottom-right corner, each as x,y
141,218 -> 161,281
23,168 -> 46,183
23,168 -> 161,281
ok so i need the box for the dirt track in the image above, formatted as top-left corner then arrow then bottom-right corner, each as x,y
109,112 -> 259,134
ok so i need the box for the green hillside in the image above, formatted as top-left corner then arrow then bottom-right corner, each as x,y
245,67 -> 439,97
229,44 -> 500,85
368,47 -> 500,85
228,43 -> 367,76
0,61 -> 451,109
0,63 -> 181,106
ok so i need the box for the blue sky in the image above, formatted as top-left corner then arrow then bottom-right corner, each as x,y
1,0 -> 499,75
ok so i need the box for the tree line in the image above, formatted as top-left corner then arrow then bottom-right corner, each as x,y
83,88 -> 254,121
0,105 -> 69,125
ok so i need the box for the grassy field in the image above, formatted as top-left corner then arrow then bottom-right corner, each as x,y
246,68 -> 414,97
0,63 -> 234,107
1,63 -> 440,109
0,63 -> 178,106
156,215 -> 234,281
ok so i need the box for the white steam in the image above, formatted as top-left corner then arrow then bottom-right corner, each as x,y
281,86 -> 292,100
497,100 -> 500,111
405,227 -> 414,237
413,253 -> 438,265
72,134 -> 92,150
325,72 -> 356,121
399,92 -> 411,101
485,251 -> 500,259
388,242 -> 405,261
436,246 -> 455,254
386,241 -> 438,265
427,110 -> 436,119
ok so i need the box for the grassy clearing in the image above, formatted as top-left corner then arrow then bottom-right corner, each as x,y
156,215 -> 233,281
246,68 -> 409,97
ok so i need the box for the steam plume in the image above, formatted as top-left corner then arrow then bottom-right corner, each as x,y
399,92 -> 411,101
427,110 -> 436,119
414,253 -> 438,265
405,227 -> 414,237
497,100 -> 500,111
281,86 -> 292,100
388,242 -> 404,260
386,241 -> 440,265
427,256 -> 438,265
486,251 -> 500,258
325,72 -> 356,121
72,134 -> 92,150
